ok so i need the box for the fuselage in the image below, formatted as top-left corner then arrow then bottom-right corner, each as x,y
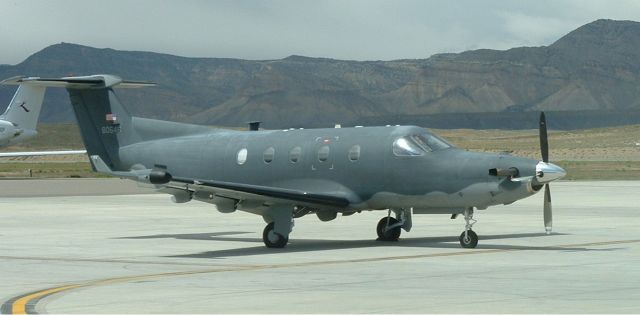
118,123 -> 542,213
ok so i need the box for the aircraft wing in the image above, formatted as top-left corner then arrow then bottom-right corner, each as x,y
0,150 -> 87,157
89,155 -> 353,209
168,177 -> 352,208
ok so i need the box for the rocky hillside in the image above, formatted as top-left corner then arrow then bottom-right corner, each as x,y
1,19 -> 639,129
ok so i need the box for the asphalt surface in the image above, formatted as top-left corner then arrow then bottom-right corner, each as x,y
0,178 -> 152,197
0,179 -> 639,313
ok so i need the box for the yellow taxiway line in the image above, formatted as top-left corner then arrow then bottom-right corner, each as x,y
11,284 -> 84,315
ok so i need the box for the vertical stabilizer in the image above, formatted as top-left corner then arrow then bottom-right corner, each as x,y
67,87 -> 135,170
1,84 -> 46,130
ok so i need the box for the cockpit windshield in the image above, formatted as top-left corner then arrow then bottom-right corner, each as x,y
393,133 -> 453,156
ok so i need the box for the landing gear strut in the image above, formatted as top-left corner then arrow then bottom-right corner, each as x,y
459,207 -> 478,248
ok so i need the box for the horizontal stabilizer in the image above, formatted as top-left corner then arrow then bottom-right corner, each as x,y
89,155 -> 152,181
1,75 -> 155,89
0,150 -> 86,157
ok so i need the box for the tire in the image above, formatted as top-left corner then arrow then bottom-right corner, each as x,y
459,230 -> 478,248
263,222 -> 288,248
376,217 -> 401,241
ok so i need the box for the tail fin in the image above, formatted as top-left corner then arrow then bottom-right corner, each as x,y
1,75 -> 155,171
1,79 -> 46,130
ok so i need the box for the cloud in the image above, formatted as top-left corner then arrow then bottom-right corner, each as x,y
1,0 -> 640,65
498,12 -> 577,47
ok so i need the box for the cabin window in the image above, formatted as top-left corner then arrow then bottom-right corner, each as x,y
236,148 -> 248,165
289,146 -> 302,163
393,137 -> 424,156
318,145 -> 330,162
348,145 -> 361,161
263,147 -> 275,163
0,127 -> 5,133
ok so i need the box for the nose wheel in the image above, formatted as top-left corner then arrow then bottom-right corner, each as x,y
459,230 -> 478,248
459,207 -> 478,248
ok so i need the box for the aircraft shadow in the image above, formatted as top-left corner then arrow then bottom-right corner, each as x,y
115,231 -> 617,259
116,231 -> 252,241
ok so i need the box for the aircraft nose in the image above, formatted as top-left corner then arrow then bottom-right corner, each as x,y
535,161 -> 566,183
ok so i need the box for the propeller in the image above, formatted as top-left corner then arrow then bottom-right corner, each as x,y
539,112 -> 552,234
539,112 -> 549,163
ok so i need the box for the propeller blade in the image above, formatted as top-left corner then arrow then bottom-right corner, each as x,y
539,112 -> 549,163
544,184 -> 552,234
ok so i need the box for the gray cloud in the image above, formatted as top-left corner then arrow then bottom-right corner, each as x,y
1,0 -> 640,65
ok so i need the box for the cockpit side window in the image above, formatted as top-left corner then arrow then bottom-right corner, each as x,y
414,134 -> 452,151
393,133 -> 453,156
393,137 -> 424,156
411,135 -> 432,152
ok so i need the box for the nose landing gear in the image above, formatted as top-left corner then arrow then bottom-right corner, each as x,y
459,207 -> 478,248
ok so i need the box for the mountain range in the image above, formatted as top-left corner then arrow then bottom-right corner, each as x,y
1,19 -> 639,129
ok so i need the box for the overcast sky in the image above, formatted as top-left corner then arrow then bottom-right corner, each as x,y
1,0 -> 640,65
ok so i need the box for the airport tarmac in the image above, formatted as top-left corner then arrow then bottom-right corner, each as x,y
0,179 -> 639,314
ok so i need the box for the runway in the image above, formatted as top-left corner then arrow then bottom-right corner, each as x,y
0,179 -> 639,313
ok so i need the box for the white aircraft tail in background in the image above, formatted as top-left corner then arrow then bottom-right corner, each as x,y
0,78 -> 46,147
0,77 -> 86,157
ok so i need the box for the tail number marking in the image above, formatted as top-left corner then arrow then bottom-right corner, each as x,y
101,125 -> 121,134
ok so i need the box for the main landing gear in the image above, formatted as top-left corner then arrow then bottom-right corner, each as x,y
377,208 -> 412,241
459,207 -> 478,248
262,204 -> 294,248
263,222 -> 289,248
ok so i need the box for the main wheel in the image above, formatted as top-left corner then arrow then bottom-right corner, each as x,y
459,230 -> 478,248
376,217 -> 401,241
263,222 -> 288,248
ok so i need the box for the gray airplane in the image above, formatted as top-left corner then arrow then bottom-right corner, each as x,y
2,75 -> 566,249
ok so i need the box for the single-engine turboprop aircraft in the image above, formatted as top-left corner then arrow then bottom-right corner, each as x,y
1,75 -> 566,248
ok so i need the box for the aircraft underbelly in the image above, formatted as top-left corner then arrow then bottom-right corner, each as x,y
365,179 -> 536,210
